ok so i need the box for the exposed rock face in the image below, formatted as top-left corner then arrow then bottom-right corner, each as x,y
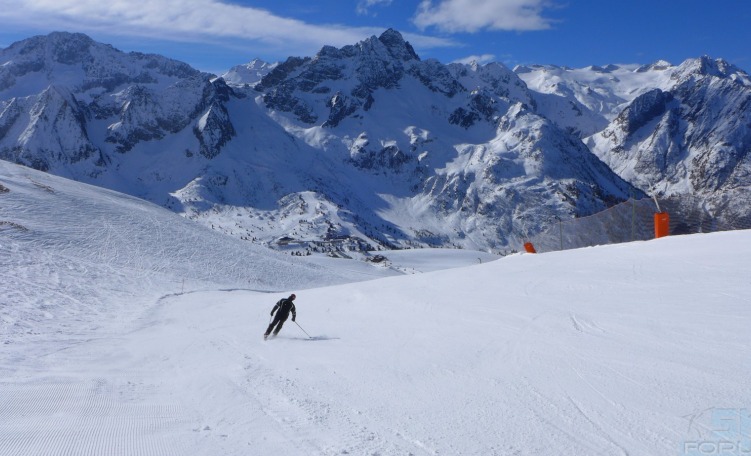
613,89 -> 673,136
586,57 -> 751,222
0,31 -> 236,173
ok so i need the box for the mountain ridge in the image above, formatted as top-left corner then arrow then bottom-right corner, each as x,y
1,30 -> 749,252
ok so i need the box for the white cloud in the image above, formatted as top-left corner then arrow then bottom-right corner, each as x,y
356,0 -> 393,16
413,0 -> 555,33
452,54 -> 496,65
2,0 -> 361,46
1,0 -> 454,57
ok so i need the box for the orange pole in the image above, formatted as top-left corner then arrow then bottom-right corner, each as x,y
523,242 -> 537,253
654,212 -> 670,238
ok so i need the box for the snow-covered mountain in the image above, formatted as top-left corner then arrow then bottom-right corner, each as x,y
0,32 -> 235,169
515,62 -> 675,132
1,30 -> 749,252
221,58 -> 278,87
240,29 -> 636,250
517,59 -> 751,225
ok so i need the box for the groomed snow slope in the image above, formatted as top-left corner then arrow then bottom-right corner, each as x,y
1,160 -> 749,455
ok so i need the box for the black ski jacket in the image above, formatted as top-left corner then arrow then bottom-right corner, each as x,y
271,298 -> 296,320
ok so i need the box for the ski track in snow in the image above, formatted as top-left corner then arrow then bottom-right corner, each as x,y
0,378 -> 191,456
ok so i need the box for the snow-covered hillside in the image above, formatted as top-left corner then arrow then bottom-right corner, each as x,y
1,159 -> 749,456
0,159 -> 406,342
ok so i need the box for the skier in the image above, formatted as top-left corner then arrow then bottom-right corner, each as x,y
264,293 -> 297,339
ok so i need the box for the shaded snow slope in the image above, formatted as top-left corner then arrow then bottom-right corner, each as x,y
1,158 -> 749,454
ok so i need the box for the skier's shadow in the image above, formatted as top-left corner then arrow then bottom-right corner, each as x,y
291,336 -> 340,341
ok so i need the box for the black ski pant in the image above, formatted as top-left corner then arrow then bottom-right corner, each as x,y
265,312 -> 289,336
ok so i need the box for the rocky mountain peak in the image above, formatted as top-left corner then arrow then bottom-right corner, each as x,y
0,32 -> 203,99
635,60 -> 673,73
613,88 -> 673,135
377,28 -> 420,62
255,29 -> 431,126
672,55 -> 751,85
221,59 -> 277,87
11,32 -> 97,65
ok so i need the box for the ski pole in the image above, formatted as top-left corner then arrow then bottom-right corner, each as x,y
294,321 -> 312,339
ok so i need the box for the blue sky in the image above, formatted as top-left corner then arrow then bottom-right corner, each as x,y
1,0 -> 750,75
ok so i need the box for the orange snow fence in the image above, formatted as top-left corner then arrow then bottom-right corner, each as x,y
654,212 -> 670,238
523,242 -> 537,253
